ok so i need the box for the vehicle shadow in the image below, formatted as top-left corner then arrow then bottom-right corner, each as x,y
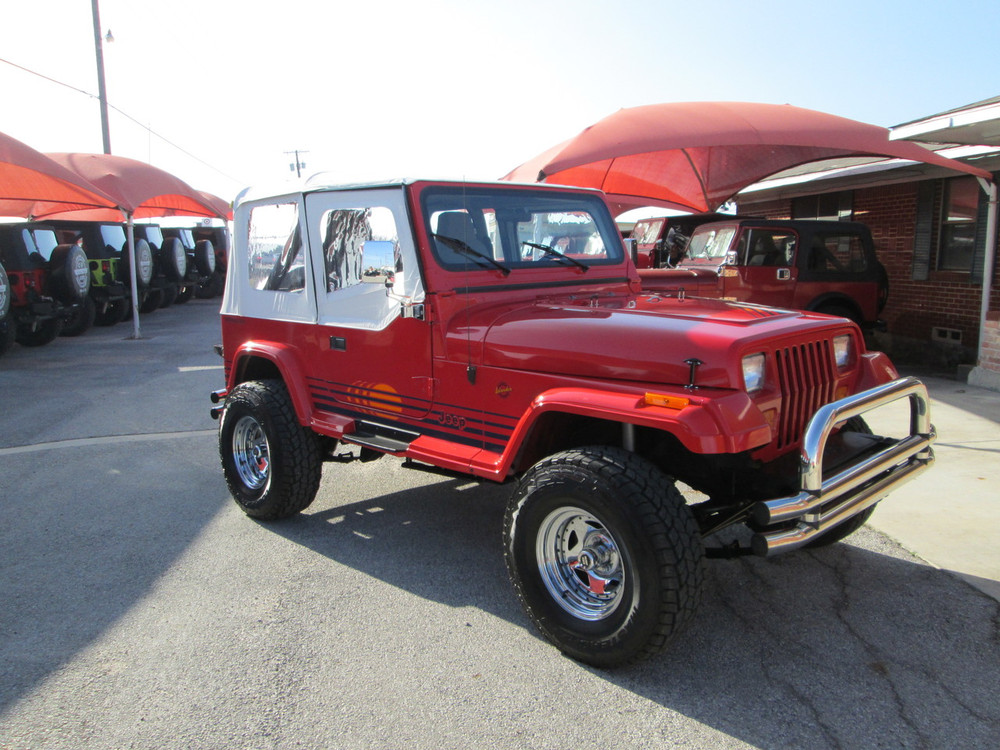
267,465 -> 1000,749
0,438 -> 227,715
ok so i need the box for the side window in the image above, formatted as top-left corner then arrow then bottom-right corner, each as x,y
808,233 -> 867,273
744,230 -> 796,266
938,176 -> 978,272
321,206 -> 399,293
247,202 -> 304,292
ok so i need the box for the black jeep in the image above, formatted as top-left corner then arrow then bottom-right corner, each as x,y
160,226 -> 217,303
0,223 -> 91,346
50,221 -> 156,322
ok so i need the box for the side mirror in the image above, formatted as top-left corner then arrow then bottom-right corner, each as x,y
724,250 -> 738,266
361,240 -> 397,285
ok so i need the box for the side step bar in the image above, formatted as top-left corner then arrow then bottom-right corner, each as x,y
342,420 -> 420,454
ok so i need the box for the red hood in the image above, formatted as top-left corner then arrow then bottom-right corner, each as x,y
638,265 -> 720,293
446,293 -> 850,389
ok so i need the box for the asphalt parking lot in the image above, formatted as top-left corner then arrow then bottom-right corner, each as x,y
1,299 -> 999,749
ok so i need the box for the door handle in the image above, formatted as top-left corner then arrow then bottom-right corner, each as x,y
776,269 -> 791,281
330,336 -> 347,351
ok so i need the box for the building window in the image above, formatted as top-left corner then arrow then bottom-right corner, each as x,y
938,177 -> 979,272
791,191 -> 853,221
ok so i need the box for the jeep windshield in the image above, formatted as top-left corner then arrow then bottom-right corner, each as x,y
421,186 -> 622,272
685,224 -> 737,261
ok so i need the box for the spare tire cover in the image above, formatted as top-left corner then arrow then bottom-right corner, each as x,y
121,239 -> 155,288
161,237 -> 187,282
49,244 -> 91,301
194,239 -> 216,276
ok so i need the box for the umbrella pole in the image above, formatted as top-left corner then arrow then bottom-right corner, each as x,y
125,212 -> 142,340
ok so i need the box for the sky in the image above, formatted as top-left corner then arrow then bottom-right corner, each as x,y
2,0 -> 998,206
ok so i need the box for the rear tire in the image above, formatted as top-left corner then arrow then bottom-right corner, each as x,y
95,297 -> 129,326
16,317 -> 62,347
219,379 -> 322,520
60,295 -> 96,336
504,446 -> 704,668
174,285 -> 193,304
159,283 -> 178,308
0,318 -> 15,357
139,289 -> 163,314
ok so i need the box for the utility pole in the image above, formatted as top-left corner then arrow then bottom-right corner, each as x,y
286,150 -> 308,178
91,0 -> 112,154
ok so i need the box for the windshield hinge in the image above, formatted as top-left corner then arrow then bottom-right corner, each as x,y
401,302 -> 425,320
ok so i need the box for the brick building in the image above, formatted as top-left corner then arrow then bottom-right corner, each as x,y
735,97 -> 1000,390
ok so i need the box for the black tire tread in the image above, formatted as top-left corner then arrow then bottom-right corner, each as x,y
220,379 -> 322,520
504,446 -> 704,667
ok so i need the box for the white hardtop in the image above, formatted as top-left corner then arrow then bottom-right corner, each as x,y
233,177 -> 608,212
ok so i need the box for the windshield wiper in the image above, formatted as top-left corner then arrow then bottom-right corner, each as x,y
432,233 -> 511,276
521,241 -> 590,272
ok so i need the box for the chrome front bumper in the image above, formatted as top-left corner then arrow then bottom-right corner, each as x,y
751,377 -> 935,556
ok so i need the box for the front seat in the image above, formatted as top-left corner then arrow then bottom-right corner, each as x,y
434,212 -> 492,262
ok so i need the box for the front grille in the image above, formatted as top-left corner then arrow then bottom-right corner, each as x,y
773,340 -> 836,450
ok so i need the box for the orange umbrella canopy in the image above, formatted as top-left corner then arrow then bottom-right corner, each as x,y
0,131 -> 119,217
197,190 -> 233,221
43,152 -> 227,220
503,101 -> 993,214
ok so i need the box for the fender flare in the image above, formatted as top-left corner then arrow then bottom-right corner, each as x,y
496,385 -> 772,475
229,341 -> 313,425
806,293 -> 865,325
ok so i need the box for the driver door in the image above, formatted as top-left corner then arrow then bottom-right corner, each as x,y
303,188 -> 433,423
722,228 -> 798,309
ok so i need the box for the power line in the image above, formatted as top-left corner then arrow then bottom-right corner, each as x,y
0,55 -> 246,187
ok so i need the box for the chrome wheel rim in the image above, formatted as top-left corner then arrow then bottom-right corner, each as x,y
232,415 -> 270,491
536,507 -> 625,621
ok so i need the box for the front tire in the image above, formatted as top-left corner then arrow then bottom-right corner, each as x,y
504,446 -> 704,668
219,379 -> 322,520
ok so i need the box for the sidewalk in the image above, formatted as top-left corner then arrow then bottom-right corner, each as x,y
867,372 -> 1000,602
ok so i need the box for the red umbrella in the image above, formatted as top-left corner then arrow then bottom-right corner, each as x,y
197,190 -> 233,222
41,153 -> 228,339
0,132 -> 119,217
502,102 -> 994,214
42,153 -> 227,220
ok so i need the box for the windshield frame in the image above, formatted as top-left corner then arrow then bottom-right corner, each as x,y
419,185 -> 623,273
684,223 -> 739,262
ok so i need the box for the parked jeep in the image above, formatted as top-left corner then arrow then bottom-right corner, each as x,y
638,218 -> 889,329
49,220 -> 156,322
191,225 -> 229,298
160,226 -> 217,302
131,224 -> 189,310
0,223 -> 91,345
211,179 -> 934,667
629,212 -> 737,268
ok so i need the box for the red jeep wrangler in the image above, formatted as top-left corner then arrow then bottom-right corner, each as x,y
636,218 -> 889,329
212,180 -> 934,667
